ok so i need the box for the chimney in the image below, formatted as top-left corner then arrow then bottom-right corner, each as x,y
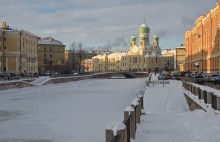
2,22 -> 7,29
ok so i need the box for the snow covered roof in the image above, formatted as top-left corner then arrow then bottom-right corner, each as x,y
38,38 -> 64,46
161,49 -> 175,54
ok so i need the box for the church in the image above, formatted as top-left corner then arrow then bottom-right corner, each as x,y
87,22 -> 163,72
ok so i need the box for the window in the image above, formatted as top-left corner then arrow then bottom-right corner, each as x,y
44,54 -> 46,58
133,57 -> 137,63
44,47 -> 46,51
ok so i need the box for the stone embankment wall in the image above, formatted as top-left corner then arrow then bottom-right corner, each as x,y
0,81 -> 34,90
182,81 -> 220,112
184,94 -> 205,111
45,76 -> 91,85
0,72 -> 148,90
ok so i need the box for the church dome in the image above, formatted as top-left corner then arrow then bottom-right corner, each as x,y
154,35 -> 159,40
130,35 -> 136,41
139,23 -> 150,33
140,34 -> 146,40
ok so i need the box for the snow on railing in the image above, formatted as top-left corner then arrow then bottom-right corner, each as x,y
182,81 -> 220,114
105,90 -> 145,142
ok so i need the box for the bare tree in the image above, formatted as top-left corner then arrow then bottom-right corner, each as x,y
69,42 -> 85,73
77,42 -> 84,73
70,42 -> 77,73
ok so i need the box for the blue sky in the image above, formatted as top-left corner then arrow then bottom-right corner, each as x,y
0,0 -> 217,50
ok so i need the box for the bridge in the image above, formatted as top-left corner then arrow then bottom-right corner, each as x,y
92,72 -> 149,79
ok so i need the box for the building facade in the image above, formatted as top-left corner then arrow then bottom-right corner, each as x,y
64,50 -> 97,73
90,22 -> 163,72
161,49 -> 175,71
0,22 -> 38,74
185,1 -> 220,73
38,37 -> 65,74
161,44 -> 185,71
81,58 -> 93,72
175,45 -> 186,71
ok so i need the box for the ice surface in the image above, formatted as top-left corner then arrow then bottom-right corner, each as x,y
0,78 -> 146,142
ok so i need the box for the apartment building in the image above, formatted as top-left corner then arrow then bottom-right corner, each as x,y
185,1 -> 220,73
161,45 -> 185,71
0,22 -> 38,74
38,37 -> 65,74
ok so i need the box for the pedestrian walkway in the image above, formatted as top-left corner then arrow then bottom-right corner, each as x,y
132,74 -> 220,142
30,76 -> 51,86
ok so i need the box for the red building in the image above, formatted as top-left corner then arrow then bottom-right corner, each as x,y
185,1 -> 220,74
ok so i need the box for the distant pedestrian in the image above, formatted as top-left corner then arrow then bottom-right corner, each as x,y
155,72 -> 156,76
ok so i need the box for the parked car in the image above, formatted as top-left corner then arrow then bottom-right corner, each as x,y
206,74 -> 219,83
158,74 -> 169,80
190,73 -> 197,79
171,71 -> 181,77
171,76 -> 181,80
3,72 -> 12,80
0,73 -> 4,80
9,72 -> 17,78
184,71 -> 192,77
194,75 -> 205,84
213,76 -> 220,85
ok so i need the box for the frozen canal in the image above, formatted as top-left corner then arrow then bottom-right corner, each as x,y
0,78 -> 146,142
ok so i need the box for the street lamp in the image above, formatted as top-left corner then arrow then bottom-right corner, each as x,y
194,61 -> 199,73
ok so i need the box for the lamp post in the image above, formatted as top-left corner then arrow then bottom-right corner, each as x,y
194,61 -> 199,73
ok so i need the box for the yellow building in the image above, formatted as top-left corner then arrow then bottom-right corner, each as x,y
90,22 -> 163,72
161,45 -> 185,71
175,45 -> 186,71
0,22 -> 38,74
38,37 -> 65,74
81,58 -> 93,72
161,49 -> 174,71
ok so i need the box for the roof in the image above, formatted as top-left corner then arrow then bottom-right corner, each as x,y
38,39 -> 65,46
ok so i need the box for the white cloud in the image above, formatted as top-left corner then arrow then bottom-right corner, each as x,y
0,0 -> 217,49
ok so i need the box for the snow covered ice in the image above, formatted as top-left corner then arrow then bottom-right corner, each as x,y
0,78 -> 146,142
